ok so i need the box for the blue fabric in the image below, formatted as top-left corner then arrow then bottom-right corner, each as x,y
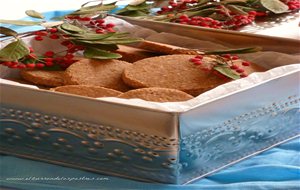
1,137 -> 299,190
1,10 -> 300,190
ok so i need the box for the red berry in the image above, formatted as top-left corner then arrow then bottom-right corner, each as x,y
43,58 -> 53,62
194,61 -> 202,65
1,61 -> 11,66
248,11 -> 257,16
35,36 -> 43,41
242,61 -> 251,66
106,28 -> 115,33
45,61 -> 54,66
28,53 -> 37,59
36,63 -> 45,68
199,22 -> 209,27
106,23 -> 115,28
161,6 -> 170,11
44,51 -> 54,57
61,40 -> 72,46
64,54 -> 74,59
189,57 -> 201,63
230,65 -> 239,70
222,54 -> 231,59
231,55 -> 239,60
49,28 -> 58,33
29,47 -> 34,53
96,29 -> 105,34
236,68 -> 245,73
240,73 -> 248,78
256,12 -> 267,17
34,31 -> 48,36
26,63 -> 36,68
95,19 -> 105,24
80,17 -> 91,21
9,64 -> 18,69
179,14 -> 189,20
49,34 -> 59,39
17,64 -> 26,69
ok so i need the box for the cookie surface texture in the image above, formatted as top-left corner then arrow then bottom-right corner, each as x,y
65,58 -> 132,92
118,87 -> 193,102
20,70 -> 65,87
122,55 -> 227,96
52,85 -> 122,98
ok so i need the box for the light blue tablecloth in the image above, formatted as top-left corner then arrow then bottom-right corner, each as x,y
1,137 -> 299,190
1,10 -> 300,190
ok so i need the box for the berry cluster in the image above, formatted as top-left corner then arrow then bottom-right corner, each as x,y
0,16 -> 117,70
0,46 -> 79,70
157,0 -> 198,14
66,16 -> 116,33
223,12 -> 257,30
178,14 -> 223,29
176,12 -> 258,30
286,0 -> 300,10
189,54 -> 251,80
157,0 -> 299,30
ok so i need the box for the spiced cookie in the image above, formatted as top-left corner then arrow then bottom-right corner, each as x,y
64,58 -> 132,92
118,87 -> 193,102
137,40 -> 199,55
122,55 -> 265,96
51,85 -> 122,98
20,70 -> 65,87
116,45 -> 159,63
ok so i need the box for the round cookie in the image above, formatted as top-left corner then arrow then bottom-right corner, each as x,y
122,55 -> 227,96
51,85 -> 122,98
118,87 -> 193,102
65,58 -> 132,92
20,70 -> 65,87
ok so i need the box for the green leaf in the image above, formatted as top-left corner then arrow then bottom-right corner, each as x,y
83,47 -> 122,59
126,3 -> 150,11
51,16 -> 65,21
129,0 -> 147,6
0,39 -> 30,61
25,10 -> 45,19
41,21 -> 64,28
118,10 -> 149,17
78,37 -> 143,45
0,19 -> 42,26
185,8 -> 218,17
61,23 -> 85,33
70,4 -> 117,15
214,66 -> 241,80
226,5 -> 248,15
116,1 -> 150,16
0,27 -> 18,37
72,41 -> 119,51
260,0 -> 289,14
222,0 -> 248,4
204,47 -> 262,55
69,32 -> 115,41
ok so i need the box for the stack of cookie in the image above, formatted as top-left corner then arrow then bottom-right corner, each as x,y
18,41 -> 266,102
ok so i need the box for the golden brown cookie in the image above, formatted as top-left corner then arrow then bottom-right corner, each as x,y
118,87 -> 193,102
122,55 -> 265,96
137,40 -> 199,55
64,58 -> 132,92
116,45 -> 159,63
51,85 -> 122,98
20,70 -> 65,87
